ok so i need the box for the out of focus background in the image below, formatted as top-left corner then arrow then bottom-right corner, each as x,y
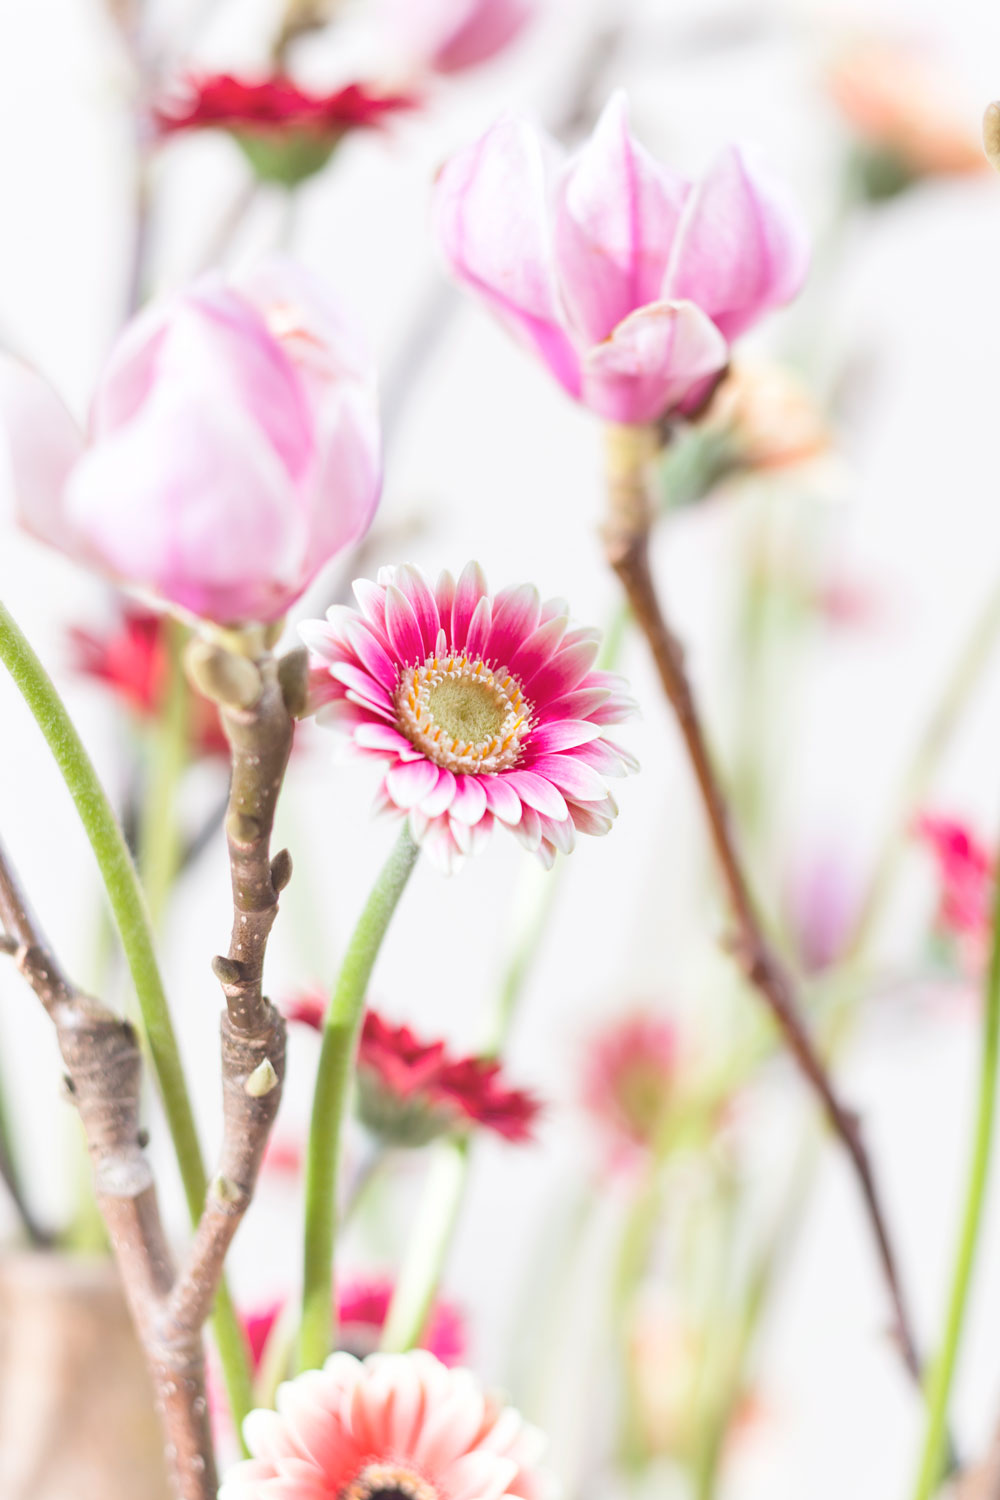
1,1 -> 1000,1496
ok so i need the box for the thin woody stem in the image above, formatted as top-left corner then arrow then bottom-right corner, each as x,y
0,836 -> 215,1500
601,421 -> 923,1388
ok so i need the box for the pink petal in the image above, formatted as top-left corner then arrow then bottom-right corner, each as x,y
506,614 -> 568,683
527,753 -> 607,801
385,584 -> 427,666
421,766 -> 458,817
464,595 -> 493,660
329,661 -> 394,713
352,578 -> 393,647
435,568 -> 457,626
386,757 -> 441,809
503,770 -> 568,821
483,775 -> 524,825
663,143 -> 810,342
451,561 -> 489,650
581,298 -> 728,425
513,806 -> 543,851
526,719 -> 602,754
449,775 -> 489,824
522,637 -> 601,703
354,723 -> 419,758
344,618 -> 400,690
395,563 -> 442,653
485,583 -> 541,663
553,92 -> 688,344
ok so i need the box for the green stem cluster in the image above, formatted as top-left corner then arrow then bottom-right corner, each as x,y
0,601 -> 253,1433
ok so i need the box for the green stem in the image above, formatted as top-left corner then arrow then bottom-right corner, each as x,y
299,824 -> 421,1372
138,619 -> 190,927
910,824 -> 1000,1500
0,600 -> 253,1436
379,1137 -> 469,1353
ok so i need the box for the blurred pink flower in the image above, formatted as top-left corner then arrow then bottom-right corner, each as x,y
301,561 -> 637,872
582,1013 -> 681,1163
916,814 -> 993,964
784,850 -> 859,975
220,1350 -> 548,1500
378,0 -> 534,74
0,258 -> 380,624
244,1280 -> 466,1370
68,606 -> 230,757
433,92 -> 808,425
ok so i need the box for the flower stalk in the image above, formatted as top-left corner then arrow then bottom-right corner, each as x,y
910,813 -> 1000,1499
299,823 -> 421,1371
600,421 -> 924,1388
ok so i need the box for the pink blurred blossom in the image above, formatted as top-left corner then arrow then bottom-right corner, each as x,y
377,0 -> 534,74
220,1350 -> 548,1500
433,93 -> 808,425
243,1280 -> 466,1371
301,561 -> 637,873
916,814 -> 994,969
582,1012 -> 681,1166
0,258 -> 380,624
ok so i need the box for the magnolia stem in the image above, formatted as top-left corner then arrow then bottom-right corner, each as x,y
299,824 -> 421,1372
0,600 -> 254,1432
379,1137 -> 469,1353
910,818 -> 1000,1499
601,423 -> 924,1389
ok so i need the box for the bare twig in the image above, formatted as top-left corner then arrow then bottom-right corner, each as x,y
0,837 -> 214,1499
601,422 -> 924,1388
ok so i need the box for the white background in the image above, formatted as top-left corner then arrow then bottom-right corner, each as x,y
1,0 -> 1000,1495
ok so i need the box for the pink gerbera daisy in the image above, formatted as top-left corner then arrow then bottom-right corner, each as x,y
301,563 -> 637,872
220,1350 -> 549,1500
582,1013 -> 681,1164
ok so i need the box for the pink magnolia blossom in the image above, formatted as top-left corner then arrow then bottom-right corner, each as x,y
220,1349 -> 548,1500
301,561 -> 637,873
378,0 -> 534,74
433,93 -> 808,425
0,258 -> 380,624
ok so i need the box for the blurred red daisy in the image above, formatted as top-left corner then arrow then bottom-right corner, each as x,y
69,607 -> 228,758
156,74 -> 417,184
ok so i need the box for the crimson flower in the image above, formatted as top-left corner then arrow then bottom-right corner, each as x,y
156,74 -> 417,185
69,608 -> 229,758
916,814 -> 994,966
244,1279 -> 465,1371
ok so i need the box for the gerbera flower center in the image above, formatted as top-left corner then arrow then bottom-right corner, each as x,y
341,1463 -> 439,1500
395,653 -> 530,774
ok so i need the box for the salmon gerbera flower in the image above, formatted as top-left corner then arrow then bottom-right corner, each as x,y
220,1350 -> 549,1500
301,563 -> 637,872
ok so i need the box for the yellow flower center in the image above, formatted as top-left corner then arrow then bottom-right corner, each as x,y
395,652 -> 530,774
340,1464 -> 439,1500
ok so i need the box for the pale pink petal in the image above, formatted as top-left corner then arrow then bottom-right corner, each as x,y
435,568 -> 457,623
581,298 -> 728,425
421,766 -> 458,817
485,583 -> 541,662
352,578 -> 393,648
0,357 -> 85,550
354,723 -> 418,758
663,144 -> 810,341
445,1453 -> 520,1500
328,662 -> 394,713
527,753 -> 607,801
512,805 -> 543,851
522,637 -> 601,702
344,618 -> 400,691
464,595 -> 493,661
433,117 -> 582,398
506,615 -> 567,681
554,92 -> 688,344
526,720 -> 602,754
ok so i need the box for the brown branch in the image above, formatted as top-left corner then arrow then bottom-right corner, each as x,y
0,837 -> 215,1500
601,422 -> 924,1387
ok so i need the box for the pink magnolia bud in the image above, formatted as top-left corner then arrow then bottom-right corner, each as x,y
378,0 -> 534,74
0,258 -> 381,625
433,92 -> 809,425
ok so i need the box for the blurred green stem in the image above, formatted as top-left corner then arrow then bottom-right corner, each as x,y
0,599 -> 253,1437
910,817 -> 1000,1500
138,618 -> 189,927
299,824 -> 421,1372
378,1137 -> 470,1353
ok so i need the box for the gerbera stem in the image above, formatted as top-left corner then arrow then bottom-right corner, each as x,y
600,422 -> 925,1392
138,618 -> 190,927
0,599 -> 254,1436
299,823 -> 421,1372
379,1136 -> 469,1354
910,817 -> 1000,1499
